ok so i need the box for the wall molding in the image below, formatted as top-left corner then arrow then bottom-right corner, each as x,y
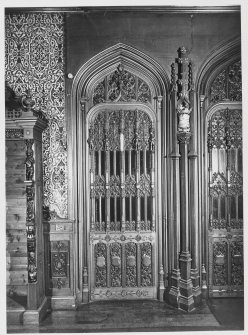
5,6 -> 241,14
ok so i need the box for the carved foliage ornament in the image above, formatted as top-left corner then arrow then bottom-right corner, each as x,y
92,64 -> 151,105
5,129 -> 24,139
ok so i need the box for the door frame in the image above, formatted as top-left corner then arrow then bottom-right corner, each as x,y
86,103 -> 158,300
68,43 -> 170,304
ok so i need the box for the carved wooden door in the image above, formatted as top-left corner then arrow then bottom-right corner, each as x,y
88,108 -> 157,301
208,107 -> 243,297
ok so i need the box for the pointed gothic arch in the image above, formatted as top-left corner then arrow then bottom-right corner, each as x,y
68,44 -> 170,303
196,36 -> 241,99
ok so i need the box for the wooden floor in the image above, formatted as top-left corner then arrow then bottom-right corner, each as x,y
7,298 -> 244,333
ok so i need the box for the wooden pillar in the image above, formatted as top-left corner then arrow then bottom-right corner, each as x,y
176,47 -> 194,312
188,62 -> 202,305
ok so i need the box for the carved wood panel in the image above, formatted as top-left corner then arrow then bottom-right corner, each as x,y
50,240 -> 70,290
89,107 -> 156,300
208,107 -> 243,297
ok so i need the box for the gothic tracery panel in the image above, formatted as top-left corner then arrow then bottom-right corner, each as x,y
210,60 -> 242,103
208,107 -> 243,297
92,65 -> 152,105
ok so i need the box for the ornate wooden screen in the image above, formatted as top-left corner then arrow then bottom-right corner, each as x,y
88,108 -> 157,300
208,108 -> 243,297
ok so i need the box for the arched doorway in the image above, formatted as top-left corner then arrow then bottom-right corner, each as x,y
196,38 -> 243,298
69,44 -> 170,303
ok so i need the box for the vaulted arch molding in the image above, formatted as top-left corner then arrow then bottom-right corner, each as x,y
72,43 -> 170,105
196,36 -> 241,99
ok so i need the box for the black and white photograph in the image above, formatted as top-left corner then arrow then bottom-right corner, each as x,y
3,1 -> 246,334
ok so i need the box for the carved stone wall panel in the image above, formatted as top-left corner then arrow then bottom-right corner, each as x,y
5,13 -> 67,218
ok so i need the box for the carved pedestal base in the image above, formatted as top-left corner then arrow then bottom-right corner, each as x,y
167,268 -> 181,308
179,251 -> 195,311
191,268 -> 202,305
178,282 -> 195,312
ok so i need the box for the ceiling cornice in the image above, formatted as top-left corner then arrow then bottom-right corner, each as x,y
5,6 -> 241,14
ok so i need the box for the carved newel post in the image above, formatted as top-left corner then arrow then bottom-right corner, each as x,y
176,47 -> 194,311
6,89 -> 48,324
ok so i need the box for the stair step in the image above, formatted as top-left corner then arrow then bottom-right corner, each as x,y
6,229 -> 27,243
7,296 -> 25,325
7,285 -> 27,296
7,242 -> 27,251
7,255 -> 27,265
7,207 -> 26,216
6,198 -> 26,207
6,220 -> 26,230
7,270 -> 28,285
